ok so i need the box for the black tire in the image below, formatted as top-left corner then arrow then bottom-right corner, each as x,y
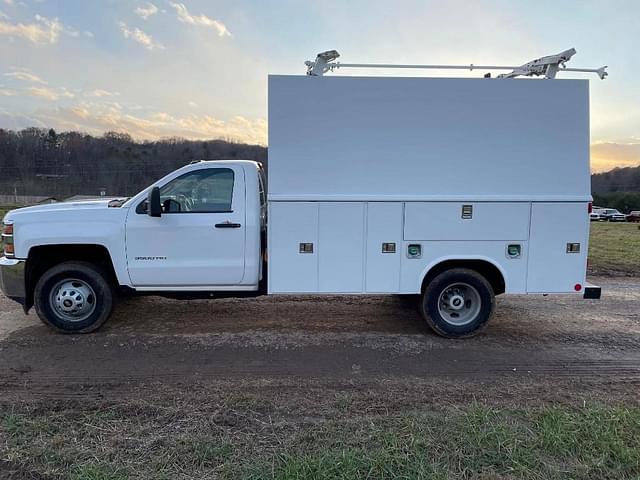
34,261 -> 114,333
420,268 -> 495,338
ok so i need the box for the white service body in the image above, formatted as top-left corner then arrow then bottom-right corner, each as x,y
267,75 -> 591,295
1,74 -> 592,311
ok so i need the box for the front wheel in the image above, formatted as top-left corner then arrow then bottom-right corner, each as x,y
421,268 -> 495,338
34,262 -> 114,333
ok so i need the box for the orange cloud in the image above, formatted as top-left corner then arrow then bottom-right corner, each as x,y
591,142 -> 640,172
31,103 -> 266,145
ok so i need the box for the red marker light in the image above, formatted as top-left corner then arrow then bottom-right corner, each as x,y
574,283 -> 582,291
588,202 -> 592,214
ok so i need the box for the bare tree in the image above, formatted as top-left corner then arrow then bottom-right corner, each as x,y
0,128 -> 267,199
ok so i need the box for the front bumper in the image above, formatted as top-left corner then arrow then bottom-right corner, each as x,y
0,256 -> 26,305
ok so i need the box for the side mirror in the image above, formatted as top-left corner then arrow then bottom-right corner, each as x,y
147,186 -> 162,217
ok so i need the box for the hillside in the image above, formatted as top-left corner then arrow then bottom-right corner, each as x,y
591,165 -> 640,212
591,165 -> 640,194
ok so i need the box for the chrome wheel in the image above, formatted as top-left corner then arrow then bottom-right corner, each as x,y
49,278 -> 97,322
437,282 -> 481,326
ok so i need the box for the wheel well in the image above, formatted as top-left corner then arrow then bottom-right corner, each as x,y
25,244 -> 118,311
421,260 -> 506,295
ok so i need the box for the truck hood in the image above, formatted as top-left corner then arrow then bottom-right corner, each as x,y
3,198 -> 127,222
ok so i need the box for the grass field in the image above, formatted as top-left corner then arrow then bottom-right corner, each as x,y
589,222 -> 640,275
2,402 -> 640,479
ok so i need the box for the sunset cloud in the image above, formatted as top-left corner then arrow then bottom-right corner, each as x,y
87,89 -> 120,98
0,15 -> 62,44
134,2 -> 158,20
0,14 -> 78,44
169,2 -> 231,37
27,86 -> 74,101
591,142 -> 640,172
24,103 -> 266,144
4,69 -> 47,84
119,21 -> 164,50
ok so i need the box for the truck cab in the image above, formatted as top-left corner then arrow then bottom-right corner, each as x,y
124,160 -> 264,291
0,160 -> 265,333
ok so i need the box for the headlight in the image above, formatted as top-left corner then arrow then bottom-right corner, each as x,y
2,222 -> 14,258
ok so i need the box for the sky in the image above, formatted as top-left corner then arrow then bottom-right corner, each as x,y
0,0 -> 638,171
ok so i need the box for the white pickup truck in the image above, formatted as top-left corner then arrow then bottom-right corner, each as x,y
0,72 -> 601,338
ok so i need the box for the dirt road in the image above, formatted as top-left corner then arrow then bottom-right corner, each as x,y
1,276 -> 639,405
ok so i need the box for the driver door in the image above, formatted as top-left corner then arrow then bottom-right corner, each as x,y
125,166 -> 246,287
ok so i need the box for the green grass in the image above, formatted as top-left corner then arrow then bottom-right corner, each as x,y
70,463 -> 129,480
241,407 -> 640,479
2,404 -> 639,479
589,222 -> 640,274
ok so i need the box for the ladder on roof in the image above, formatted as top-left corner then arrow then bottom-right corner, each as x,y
305,48 -> 608,80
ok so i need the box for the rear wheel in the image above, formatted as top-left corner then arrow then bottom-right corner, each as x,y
34,262 -> 114,333
421,268 -> 495,338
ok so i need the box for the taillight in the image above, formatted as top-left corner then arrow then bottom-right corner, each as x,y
588,202 -> 592,214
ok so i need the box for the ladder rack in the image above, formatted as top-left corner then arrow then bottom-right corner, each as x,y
305,49 -> 608,80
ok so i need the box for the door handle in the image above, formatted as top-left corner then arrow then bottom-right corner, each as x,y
215,222 -> 241,228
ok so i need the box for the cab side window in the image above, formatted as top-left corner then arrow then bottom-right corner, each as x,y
159,168 -> 234,213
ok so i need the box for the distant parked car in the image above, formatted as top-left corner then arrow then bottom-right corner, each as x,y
627,211 -> 640,223
600,208 -> 627,222
590,208 -> 605,221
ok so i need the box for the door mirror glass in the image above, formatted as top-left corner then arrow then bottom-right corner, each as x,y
147,186 -> 162,217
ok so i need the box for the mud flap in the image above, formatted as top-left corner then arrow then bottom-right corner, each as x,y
583,284 -> 601,299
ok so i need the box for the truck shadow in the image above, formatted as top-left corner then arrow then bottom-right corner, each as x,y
103,294 -> 431,335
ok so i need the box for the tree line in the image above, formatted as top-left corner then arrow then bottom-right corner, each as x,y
0,128 -> 267,199
591,165 -> 640,212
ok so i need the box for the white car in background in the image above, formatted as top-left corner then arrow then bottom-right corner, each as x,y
590,207 -> 605,221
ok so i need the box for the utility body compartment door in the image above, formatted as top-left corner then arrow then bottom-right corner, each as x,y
526,202 -> 589,293
268,202 -> 368,294
268,202 -> 319,293
125,166 -> 246,287
404,202 -> 530,241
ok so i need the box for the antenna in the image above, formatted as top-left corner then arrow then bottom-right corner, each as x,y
305,49 -> 608,80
